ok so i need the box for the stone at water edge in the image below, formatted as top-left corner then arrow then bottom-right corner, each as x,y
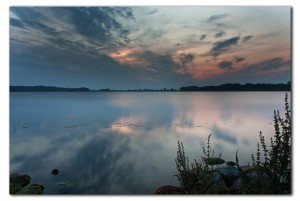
217,166 -> 240,187
16,184 -> 45,195
231,177 -> 241,191
51,169 -> 59,175
10,173 -> 31,194
10,173 -> 31,187
217,166 -> 239,178
10,173 -> 45,194
208,171 -> 227,193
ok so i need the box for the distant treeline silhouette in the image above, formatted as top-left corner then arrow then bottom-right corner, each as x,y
180,82 -> 291,91
10,82 -> 291,92
10,86 -> 90,92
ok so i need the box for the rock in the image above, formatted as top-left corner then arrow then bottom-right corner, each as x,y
10,173 -> 45,195
10,173 -> 31,187
10,183 -> 22,194
154,185 -> 185,194
16,184 -> 45,195
10,173 -> 31,193
209,171 -> 226,193
231,177 -> 241,191
51,169 -> 59,175
217,166 -> 240,187
218,166 -> 239,177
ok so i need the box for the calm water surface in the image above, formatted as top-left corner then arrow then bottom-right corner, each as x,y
9,92 -> 289,194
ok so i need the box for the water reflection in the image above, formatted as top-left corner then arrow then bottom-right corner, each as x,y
10,92 -> 289,194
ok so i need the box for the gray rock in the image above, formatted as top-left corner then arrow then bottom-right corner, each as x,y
10,173 -> 32,194
217,166 -> 240,187
231,177 -> 241,191
208,171 -> 226,193
218,166 -> 239,177
10,173 -> 31,187
16,184 -> 45,195
10,173 -> 45,195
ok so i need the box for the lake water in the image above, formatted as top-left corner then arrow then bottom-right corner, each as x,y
9,92 -> 289,194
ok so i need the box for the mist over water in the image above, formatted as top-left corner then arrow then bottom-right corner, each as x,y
9,92 -> 289,194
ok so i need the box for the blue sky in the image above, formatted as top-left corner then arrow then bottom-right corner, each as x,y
9,6 -> 291,89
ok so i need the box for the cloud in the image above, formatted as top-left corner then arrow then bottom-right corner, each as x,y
243,35 -> 253,42
214,31 -> 225,38
207,13 -> 228,23
10,7 -> 61,37
61,7 -> 133,44
234,56 -> 245,63
213,125 -> 237,144
210,36 -> 240,57
139,51 -> 178,69
200,34 -> 206,40
218,61 -> 233,69
179,53 -> 195,67
247,57 -> 290,71
10,7 -> 134,51
10,18 -> 24,28
230,57 -> 291,84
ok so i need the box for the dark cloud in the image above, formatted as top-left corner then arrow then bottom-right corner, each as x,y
234,56 -> 245,63
10,7 -> 63,37
140,51 -> 178,70
179,53 -> 195,67
10,7 -> 134,50
200,34 -> 206,40
247,57 -> 290,71
218,61 -> 233,69
136,51 -> 194,88
113,7 -> 135,19
207,13 -> 228,23
10,18 -> 24,28
62,7 -> 132,44
214,31 -> 225,38
9,7 -> 143,89
243,35 -> 253,42
9,7 -> 291,89
210,36 -> 240,57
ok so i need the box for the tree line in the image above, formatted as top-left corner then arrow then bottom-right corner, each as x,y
179,82 -> 291,91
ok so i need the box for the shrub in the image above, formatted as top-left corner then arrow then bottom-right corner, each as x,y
249,93 -> 291,194
174,93 -> 291,194
174,134 -> 220,194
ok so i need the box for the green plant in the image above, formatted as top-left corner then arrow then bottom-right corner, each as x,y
175,134 -> 223,194
174,140 -> 193,193
174,93 -> 291,194
249,93 -> 291,194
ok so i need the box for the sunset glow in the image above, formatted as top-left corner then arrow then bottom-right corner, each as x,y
10,7 -> 291,89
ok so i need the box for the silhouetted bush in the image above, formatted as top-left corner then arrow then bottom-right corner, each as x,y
174,93 -> 291,194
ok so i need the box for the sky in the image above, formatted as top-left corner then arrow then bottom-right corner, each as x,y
9,6 -> 291,90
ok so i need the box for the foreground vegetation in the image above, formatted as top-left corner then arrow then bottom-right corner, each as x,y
174,93 -> 291,194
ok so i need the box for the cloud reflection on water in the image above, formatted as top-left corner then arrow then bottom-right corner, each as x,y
9,92 -> 289,194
